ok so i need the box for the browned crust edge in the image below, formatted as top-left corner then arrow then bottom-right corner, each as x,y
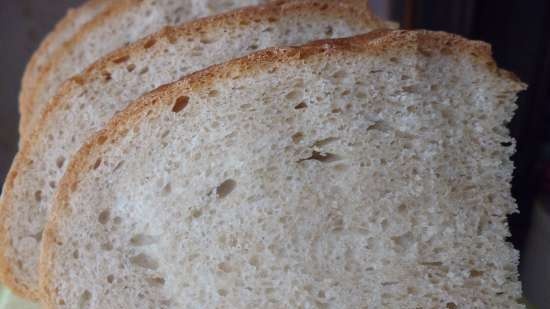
38,29 -> 526,308
0,0 -> 393,300
43,0 -> 398,115
2,0 -> 113,300
19,0 -> 137,137
18,0 -> 113,138
21,0 -> 397,137
40,0 -> 394,129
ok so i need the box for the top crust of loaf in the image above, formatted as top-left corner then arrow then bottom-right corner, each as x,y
0,0 -> 393,300
43,0 -> 393,115
21,1 -> 390,136
20,0 -> 137,136
19,0 -> 112,136
43,30 -> 523,171
40,30 -> 526,308
73,29 -> 519,107
20,0 -> 266,137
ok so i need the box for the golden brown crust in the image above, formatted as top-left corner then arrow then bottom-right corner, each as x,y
19,0 -> 113,138
19,0 -> 108,106
40,0 -> 393,125
21,0 -> 397,137
39,30 -> 525,308
19,0 -> 138,137
1,0 -> 393,301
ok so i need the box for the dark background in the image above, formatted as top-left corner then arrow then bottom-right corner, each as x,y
0,0 -> 548,307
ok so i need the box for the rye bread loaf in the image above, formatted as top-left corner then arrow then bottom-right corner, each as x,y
0,0 -> 391,300
18,0 -> 276,137
41,30 -> 526,308
18,0 -> 112,136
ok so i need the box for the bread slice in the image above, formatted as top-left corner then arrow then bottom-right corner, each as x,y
41,30 -> 526,308
18,0 -> 113,137
18,0 -> 276,137
0,0 -> 392,300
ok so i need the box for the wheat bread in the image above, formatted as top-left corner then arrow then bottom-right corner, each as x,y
41,30 -> 526,308
18,0 -> 281,137
0,0 -> 391,300
18,0 -> 113,137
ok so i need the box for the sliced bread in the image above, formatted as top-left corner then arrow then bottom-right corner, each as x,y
41,30 -> 526,308
18,0 -> 113,136
0,0 -> 392,299
18,0 -> 274,137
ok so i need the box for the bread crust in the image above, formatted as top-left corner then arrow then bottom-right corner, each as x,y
22,0 -> 261,137
21,0 -> 398,137
0,0 -> 393,300
19,0 -> 113,138
20,0 -> 136,137
7,0 -> 113,294
39,29 -> 526,308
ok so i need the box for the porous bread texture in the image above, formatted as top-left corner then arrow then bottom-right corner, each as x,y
41,30 -> 526,309
0,0 -> 391,300
19,0 -> 112,137
19,0 -> 274,137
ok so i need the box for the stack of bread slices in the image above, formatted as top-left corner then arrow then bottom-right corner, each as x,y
0,0 -> 527,308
